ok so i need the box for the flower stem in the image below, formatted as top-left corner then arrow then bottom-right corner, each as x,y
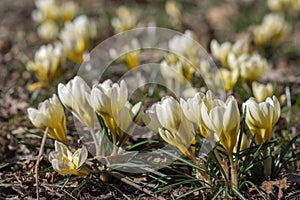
229,153 -> 237,188
263,148 -> 272,178
90,128 -> 99,157
210,139 -> 229,182
111,132 -> 118,156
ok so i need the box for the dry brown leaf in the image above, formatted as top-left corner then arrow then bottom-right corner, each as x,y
260,177 -> 289,199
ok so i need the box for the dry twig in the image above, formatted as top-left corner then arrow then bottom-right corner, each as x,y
35,127 -> 48,200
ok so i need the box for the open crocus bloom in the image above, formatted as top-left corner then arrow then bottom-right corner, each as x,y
60,15 -> 96,63
26,42 -> 65,90
210,39 -> 249,68
49,141 -> 89,177
228,53 -> 267,83
252,13 -> 291,47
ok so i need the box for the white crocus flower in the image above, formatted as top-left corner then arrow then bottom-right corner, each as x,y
144,96 -> 195,158
243,96 -> 280,144
87,80 -> 140,143
89,79 -> 128,118
37,20 -> 59,41
109,38 -> 140,70
58,76 -> 95,128
59,1 -> 78,22
219,68 -> 239,92
228,53 -> 267,83
32,0 -> 59,23
168,30 -> 199,58
252,13 -> 291,47
210,39 -> 249,68
210,39 -> 232,68
28,94 -> 66,142
49,141 -> 89,177
27,42 -> 64,89
252,82 -> 273,102
180,91 -> 216,138
111,6 -> 138,33
201,96 -> 240,155
60,15 -> 96,63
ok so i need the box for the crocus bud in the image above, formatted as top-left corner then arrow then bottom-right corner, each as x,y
201,96 -> 240,155
88,80 -> 128,135
49,141 -> 89,177
111,6 -> 137,33
210,39 -> 232,68
252,82 -> 273,102
243,96 -> 280,144
89,80 -> 128,116
87,80 -> 140,140
37,20 -> 59,42
28,94 -> 67,142
58,76 -> 95,128
219,68 -> 239,91
59,1 -> 78,22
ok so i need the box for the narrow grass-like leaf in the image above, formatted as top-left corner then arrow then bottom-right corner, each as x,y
0,163 -> 9,170
232,187 -> 247,200
155,179 -> 199,193
19,142 -> 54,149
176,186 -> 211,199
127,139 -> 159,150
158,149 -> 216,179
239,180 -> 267,200
211,187 -> 224,200
275,134 -> 300,165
